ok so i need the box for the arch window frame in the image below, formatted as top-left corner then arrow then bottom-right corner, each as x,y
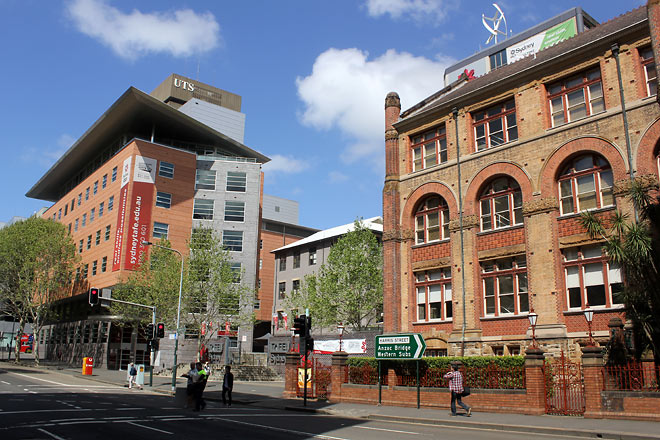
558,154 -> 614,215
479,177 -> 523,232
415,196 -> 450,244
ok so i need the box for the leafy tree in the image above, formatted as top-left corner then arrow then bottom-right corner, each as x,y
0,217 -> 78,364
580,179 -> 660,364
112,228 -> 255,359
286,220 -> 383,331
185,227 -> 255,356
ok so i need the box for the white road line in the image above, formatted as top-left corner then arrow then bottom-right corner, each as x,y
102,416 -> 136,420
116,407 -> 144,411
37,428 -> 67,440
212,417 -> 349,440
1,381 -> 10,385
355,426 -> 420,435
0,408 -> 94,416
126,421 -> 173,435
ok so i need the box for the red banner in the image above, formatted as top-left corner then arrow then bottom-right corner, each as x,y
123,181 -> 154,270
112,184 -> 129,271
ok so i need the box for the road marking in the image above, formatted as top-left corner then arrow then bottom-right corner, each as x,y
0,409 -> 94,416
49,418 -> 96,423
212,417 -> 349,440
126,421 -> 173,435
356,426 -> 420,435
37,428 -> 67,440
103,416 -> 136,420
1,381 -> 10,385
116,407 -> 144,411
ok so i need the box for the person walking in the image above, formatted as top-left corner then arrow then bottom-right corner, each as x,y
443,363 -> 471,416
222,365 -> 234,407
128,362 -> 141,389
181,362 -> 198,409
193,361 -> 208,411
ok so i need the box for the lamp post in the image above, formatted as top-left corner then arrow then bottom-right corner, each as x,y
337,323 -> 345,352
583,304 -> 595,346
142,240 -> 184,393
528,308 -> 538,349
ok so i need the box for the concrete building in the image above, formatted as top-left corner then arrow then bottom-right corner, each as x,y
382,5 -> 659,358
26,75 -> 269,369
271,217 -> 383,336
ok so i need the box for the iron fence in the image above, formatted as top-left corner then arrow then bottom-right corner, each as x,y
396,365 -> 525,389
348,364 -> 386,385
602,362 -> 660,392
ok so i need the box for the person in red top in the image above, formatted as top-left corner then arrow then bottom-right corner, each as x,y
443,363 -> 471,416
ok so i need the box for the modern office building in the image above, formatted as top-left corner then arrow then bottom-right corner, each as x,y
382,5 -> 658,358
27,74 -> 269,369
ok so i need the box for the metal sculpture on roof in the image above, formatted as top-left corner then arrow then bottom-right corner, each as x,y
482,3 -> 508,45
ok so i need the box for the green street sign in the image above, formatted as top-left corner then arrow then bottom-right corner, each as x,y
375,333 -> 426,360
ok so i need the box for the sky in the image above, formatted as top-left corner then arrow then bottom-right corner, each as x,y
0,0 -> 646,230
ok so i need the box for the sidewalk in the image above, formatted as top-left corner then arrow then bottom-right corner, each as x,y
6,361 -> 659,440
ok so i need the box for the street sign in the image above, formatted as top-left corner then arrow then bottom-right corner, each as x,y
375,333 -> 426,360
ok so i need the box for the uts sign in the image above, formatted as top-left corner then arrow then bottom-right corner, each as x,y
174,77 -> 195,92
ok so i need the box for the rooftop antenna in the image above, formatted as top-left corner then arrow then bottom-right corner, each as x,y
482,3 -> 508,45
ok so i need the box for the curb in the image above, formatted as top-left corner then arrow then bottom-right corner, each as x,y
365,414 -> 660,440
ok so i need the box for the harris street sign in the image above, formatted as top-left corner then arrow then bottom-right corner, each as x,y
375,333 -> 426,360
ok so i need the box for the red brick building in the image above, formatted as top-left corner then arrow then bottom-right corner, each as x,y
383,5 -> 660,357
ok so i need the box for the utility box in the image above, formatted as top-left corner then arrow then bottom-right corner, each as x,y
82,357 -> 94,375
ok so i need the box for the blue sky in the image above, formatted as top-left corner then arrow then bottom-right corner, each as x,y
0,0 -> 645,230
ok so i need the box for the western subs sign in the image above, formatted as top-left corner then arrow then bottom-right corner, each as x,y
113,155 -> 156,271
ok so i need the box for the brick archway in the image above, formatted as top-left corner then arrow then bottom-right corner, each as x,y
635,117 -> 660,177
402,181 -> 458,230
464,162 -> 533,216
539,137 -> 627,198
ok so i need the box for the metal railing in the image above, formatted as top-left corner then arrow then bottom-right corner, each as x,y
603,362 -> 660,392
397,365 -> 525,389
348,364 -> 386,385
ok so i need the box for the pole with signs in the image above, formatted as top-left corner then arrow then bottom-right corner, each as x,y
375,334 -> 427,408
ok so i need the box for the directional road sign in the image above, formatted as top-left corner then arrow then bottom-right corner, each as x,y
375,333 -> 426,360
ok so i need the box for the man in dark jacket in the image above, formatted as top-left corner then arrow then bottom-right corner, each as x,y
222,365 -> 234,407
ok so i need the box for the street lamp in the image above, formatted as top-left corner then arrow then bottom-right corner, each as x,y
337,323 -> 345,352
583,304 -> 595,346
528,308 -> 538,349
142,240 -> 184,393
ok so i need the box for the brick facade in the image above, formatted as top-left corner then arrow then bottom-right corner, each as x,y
382,6 -> 660,357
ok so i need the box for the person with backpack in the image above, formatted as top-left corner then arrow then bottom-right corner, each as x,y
443,362 -> 471,416
128,362 -> 141,389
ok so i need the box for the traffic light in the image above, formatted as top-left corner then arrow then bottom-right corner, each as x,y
306,315 -> 312,337
305,336 -> 314,354
146,323 -> 154,340
293,314 -> 306,336
156,322 -> 165,338
88,287 -> 100,306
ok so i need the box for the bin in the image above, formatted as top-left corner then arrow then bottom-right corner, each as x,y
82,357 -> 94,375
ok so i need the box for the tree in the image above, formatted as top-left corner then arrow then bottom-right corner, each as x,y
286,220 -> 383,330
580,178 -> 660,364
112,228 -> 255,360
0,217 -> 78,364
185,227 -> 255,357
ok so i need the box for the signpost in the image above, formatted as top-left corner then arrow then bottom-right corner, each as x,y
375,333 -> 427,408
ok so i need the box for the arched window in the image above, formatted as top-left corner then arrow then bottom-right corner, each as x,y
479,177 -> 523,231
558,154 -> 613,215
415,196 -> 450,244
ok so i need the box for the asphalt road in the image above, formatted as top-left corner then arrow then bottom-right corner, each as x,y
0,366 -> 583,440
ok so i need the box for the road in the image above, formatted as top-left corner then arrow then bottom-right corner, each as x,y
0,366 -> 582,440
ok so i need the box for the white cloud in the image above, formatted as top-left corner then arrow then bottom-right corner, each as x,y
20,134 -> 73,168
296,48 -> 453,167
364,0 -> 456,24
66,0 -> 220,60
262,155 -> 310,175
328,171 -> 349,183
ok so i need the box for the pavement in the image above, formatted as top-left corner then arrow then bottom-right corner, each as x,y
5,360 -> 660,440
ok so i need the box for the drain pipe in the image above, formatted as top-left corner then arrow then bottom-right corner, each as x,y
453,107 -> 467,356
611,43 -> 638,221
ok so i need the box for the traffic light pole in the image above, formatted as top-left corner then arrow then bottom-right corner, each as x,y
96,296 -> 157,387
